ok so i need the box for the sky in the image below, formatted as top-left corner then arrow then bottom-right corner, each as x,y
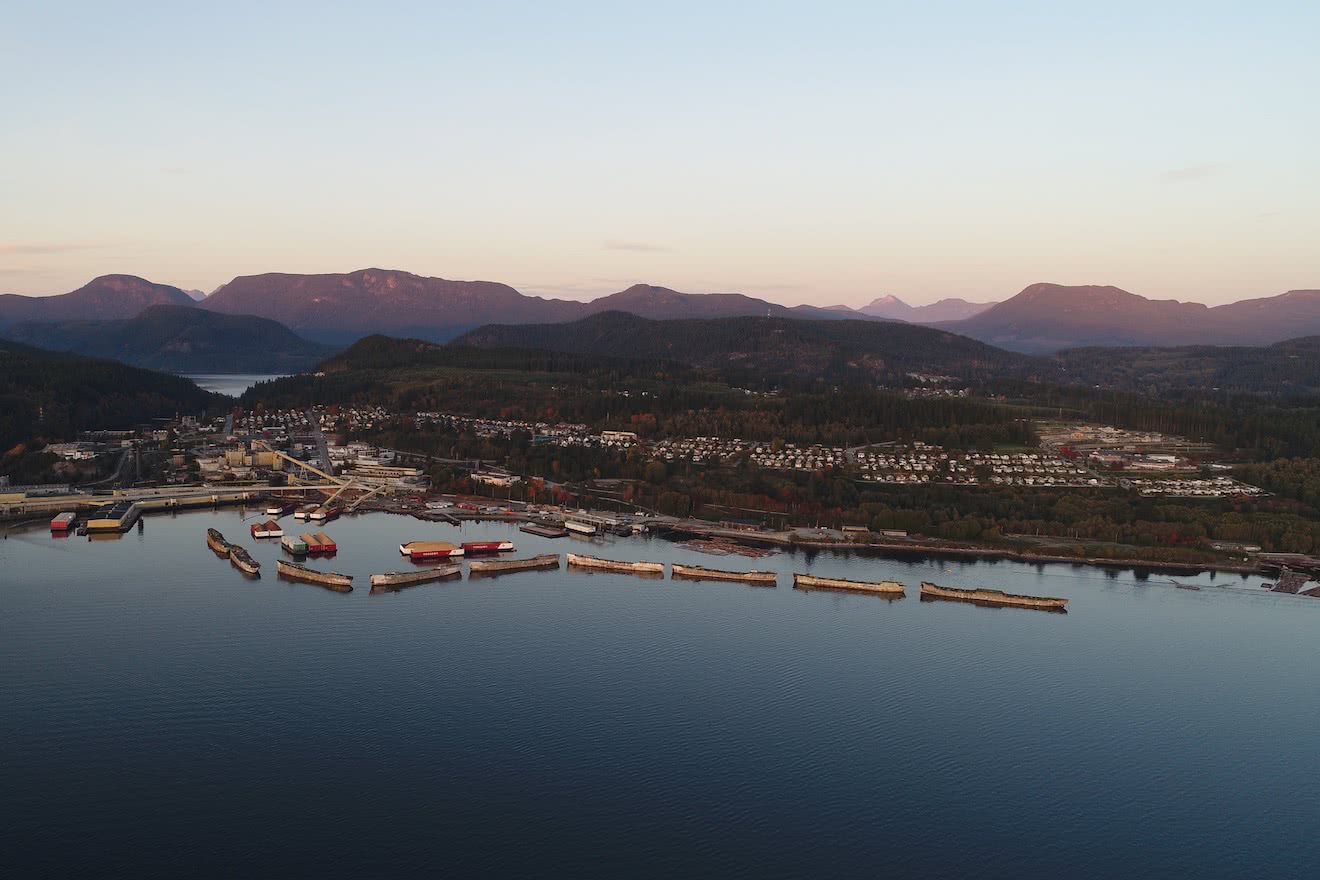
3,1 -> 1318,307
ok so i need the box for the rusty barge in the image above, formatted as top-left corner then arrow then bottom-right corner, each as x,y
919,581 -> 1067,612
671,563 -> 777,586
469,553 -> 561,577
792,573 -> 905,597
369,564 -> 461,592
566,553 -> 664,576
207,528 -> 231,556
229,544 -> 261,576
276,559 -> 353,592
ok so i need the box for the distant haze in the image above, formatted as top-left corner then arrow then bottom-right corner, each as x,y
2,4 -> 1317,304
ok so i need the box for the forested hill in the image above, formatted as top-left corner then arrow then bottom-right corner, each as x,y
1053,336 -> 1320,395
2,305 -> 333,373
319,333 -> 689,377
452,312 -> 1033,382
0,340 -> 226,452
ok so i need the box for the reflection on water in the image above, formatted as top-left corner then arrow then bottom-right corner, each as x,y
1,508 -> 1318,878
183,373 -> 288,396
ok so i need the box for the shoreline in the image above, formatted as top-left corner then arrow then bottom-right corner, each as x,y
790,539 -> 1263,575
5,499 -> 1266,578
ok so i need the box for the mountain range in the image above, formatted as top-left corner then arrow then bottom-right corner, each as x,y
5,270 -> 1320,355
944,283 -> 1320,352
857,295 -> 996,323
2,305 -> 332,373
0,275 -> 195,329
197,270 -> 867,344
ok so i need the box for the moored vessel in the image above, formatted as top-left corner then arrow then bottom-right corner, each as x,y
276,559 -> 352,591
266,500 -> 296,517
564,520 -> 598,536
369,564 -> 462,592
566,553 -> 664,576
520,522 -> 568,538
251,519 -> 284,538
469,553 -> 561,576
229,544 -> 261,576
310,531 -> 336,553
50,511 -> 78,532
294,503 -> 318,520
400,541 -> 464,560
919,581 -> 1068,611
792,573 -> 905,596
281,534 -> 308,556
672,563 -> 777,586
86,501 -> 141,532
207,527 -> 231,555
461,540 -> 515,555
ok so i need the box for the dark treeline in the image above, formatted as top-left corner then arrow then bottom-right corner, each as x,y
994,381 -> 1320,459
1,343 -> 225,455
1051,336 -> 1320,396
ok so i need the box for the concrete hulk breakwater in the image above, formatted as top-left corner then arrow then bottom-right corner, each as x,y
229,545 -> 260,576
369,565 -> 461,592
671,564 -> 777,586
469,554 -> 561,577
567,553 -> 664,576
276,559 -> 353,592
792,573 -> 906,597
919,581 -> 1068,612
206,528 -> 231,556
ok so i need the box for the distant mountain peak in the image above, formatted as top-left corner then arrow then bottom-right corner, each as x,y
866,294 -> 906,307
0,274 -> 195,329
859,293 -> 995,323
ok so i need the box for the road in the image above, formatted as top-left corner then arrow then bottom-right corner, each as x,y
307,409 -> 331,472
84,446 -> 133,488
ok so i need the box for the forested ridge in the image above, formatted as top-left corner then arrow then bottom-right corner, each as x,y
0,341 -> 225,454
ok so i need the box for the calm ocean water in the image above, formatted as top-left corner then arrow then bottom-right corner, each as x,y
183,374 -> 287,397
2,510 -> 1317,878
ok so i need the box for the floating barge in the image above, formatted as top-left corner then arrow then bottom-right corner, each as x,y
281,534 -> 308,556
461,540 -> 515,555
265,500 -> 296,517
793,573 -> 906,597
50,511 -> 78,532
369,564 -> 462,592
564,521 -> 598,536
294,503 -> 318,521
251,519 -> 283,539
566,553 -> 664,576
229,544 -> 261,576
672,563 -> 777,586
469,553 -> 561,577
276,559 -> 353,592
520,522 -> 568,539
207,527 -> 231,555
400,541 -> 464,560
309,506 -> 340,522
86,501 -> 141,532
304,531 -> 336,554
919,581 -> 1068,612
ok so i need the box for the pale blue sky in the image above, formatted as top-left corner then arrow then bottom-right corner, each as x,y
3,1 -> 1317,305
